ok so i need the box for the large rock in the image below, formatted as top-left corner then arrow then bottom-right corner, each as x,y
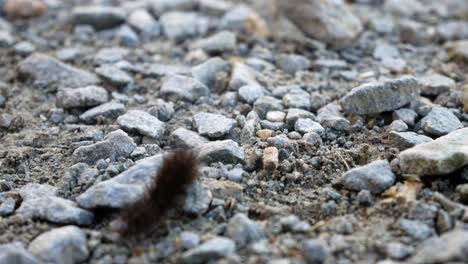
28,226 -> 88,264
342,160 -> 396,194
18,53 -> 99,89
276,0 -> 363,48
16,184 -> 94,225
0,242 -> 40,264
77,154 -> 210,212
396,128 -> 468,177
340,77 -> 420,115
406,229 -> 468,264
77,155 -> 164,209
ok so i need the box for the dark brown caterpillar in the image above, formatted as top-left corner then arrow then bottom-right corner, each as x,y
111,149 -> 199,238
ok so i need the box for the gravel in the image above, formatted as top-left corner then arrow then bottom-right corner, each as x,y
420,106 -> 463,136
193,112 -> 236,139
18,53 -> 99,89
117,110 -> 166,139
340,77 -> 421,115
28,226 -> 88,264
1,1 -> 468,263
343,160 -> 396,194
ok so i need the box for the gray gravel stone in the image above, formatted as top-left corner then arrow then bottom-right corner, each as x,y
160,74 -> 210,102
94,47 -> 128,65
117,25 -> 140,47
192,57 -> 230,88
283,92 -> 311,110
399,19 -> 435,46
150,0 -> 197,15
14,41 -> 35,56
229,62 -> 262,90
79,102 -> 126,123
56,47 -> 81,62
343,160 -> 396,194
128,8 -> 158,33
72,129 -> 136,165
393,108 -> 418,127
95,65 -> 133,86
317,103 -> 350,131
285,108 -> 315,129
198,140 -> 245,165
191,31 -> 236,53
16,184 -> 94,225
276,54 -> 310,74
436,21 -> 468,41
160,12 -> 200,41
295,118 -> 324,134
193,112 -> 236,139
18,53 -> 99,89
388,131 -> 433,150
221,4 -> 256,32
420,107 -> 463,136
238,85 -> 265,104
445,40 -> 468,62
388,120 -> 408,132
406,229 -> 468,264
303,132 -> 322,146
313,59 -> 348,70
77,154 -> 164,209
71,6 -> 125,30
357,190 -> 372,206
0,242 -> 40,264
180,231 -> 200,250
279,215 -> 311,233
386,242 -> 414,260
183,182 -> 211,215
148,99 -> 174,122
399,218 -> 434,241
302,239 -> 329,264
396,127 -> 468,177
253,96 -> 284,118
340,77 -> 421,115
225,213 -> 265,247
0,193 -> 19,216
117,110 -> 166,139
171,127 -> 208,148
56,86 -> 108,109
417,74 -> 456,96
0,30 -> 14,47
28,226 -> 88,264
181,237 -> 236,264
373,43 -> 399,60
278,0 -> 363,48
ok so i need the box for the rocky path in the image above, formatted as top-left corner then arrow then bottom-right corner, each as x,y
0,0 -> 468,263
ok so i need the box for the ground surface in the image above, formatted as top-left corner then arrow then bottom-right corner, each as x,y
0,0 -> 468,264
